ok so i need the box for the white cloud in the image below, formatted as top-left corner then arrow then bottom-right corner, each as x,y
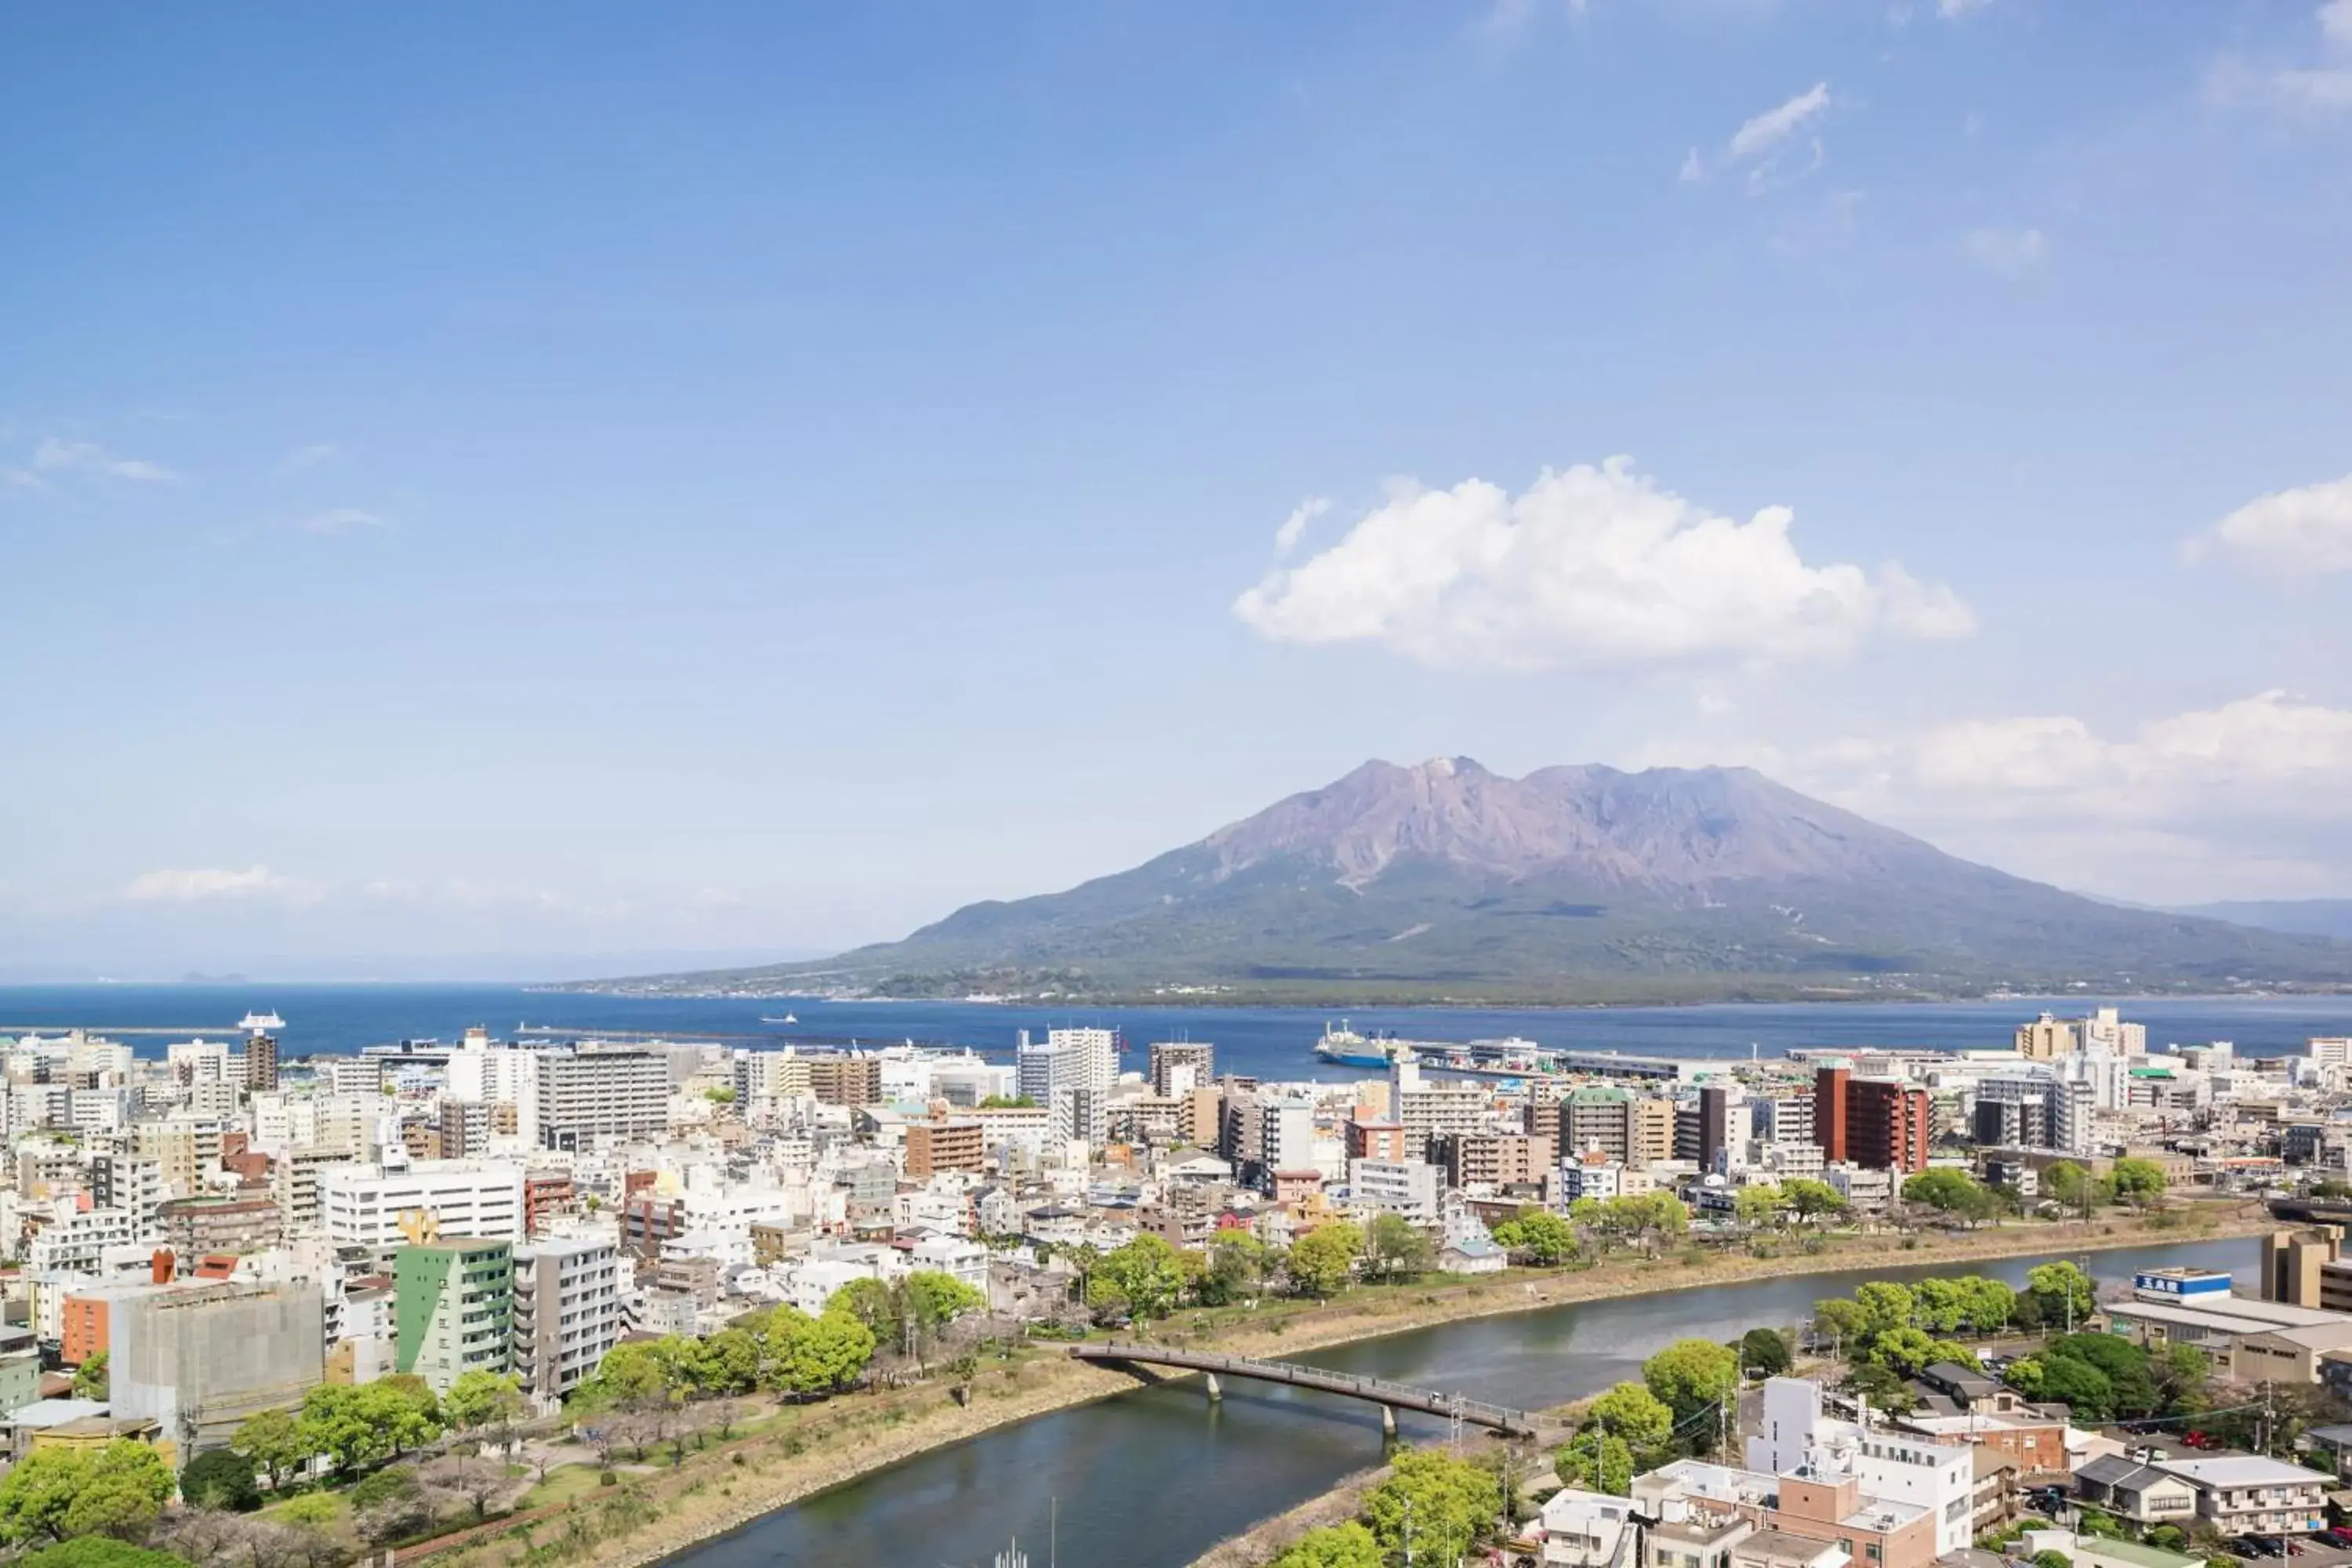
1231,456 -> 1973,672
1684,83 -> 1832,191
294,508 -> 386,535
1759,691 -> 2352,900
2183,472 -> 2352,579
2,468 -> 46,493
1937,0 -> 1994,16
1274,496 -> 1330,555
2207,3 -> 2352,118
276,441 -> 341,474
124,866 -> 309,903
34,436 -> 180,484
1962,226 -> 2049,275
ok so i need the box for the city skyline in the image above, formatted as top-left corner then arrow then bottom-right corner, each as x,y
6,2 -> 2351,975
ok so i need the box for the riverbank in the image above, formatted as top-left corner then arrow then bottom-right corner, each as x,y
408,1207 -> 2270,1568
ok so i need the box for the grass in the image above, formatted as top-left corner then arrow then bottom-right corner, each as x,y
514,1465 -> 609,1512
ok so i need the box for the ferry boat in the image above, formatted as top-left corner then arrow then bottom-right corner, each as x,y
1314,1022 -> 1399,1069
1316,1022 -> 1555,1076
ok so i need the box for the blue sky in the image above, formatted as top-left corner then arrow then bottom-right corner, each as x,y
5,2 -> 2351,978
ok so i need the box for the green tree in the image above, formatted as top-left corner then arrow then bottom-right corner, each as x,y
71,1351 -> 109,1401
1901,1169 -> 1983,1215
2110,1157 -> 2167,1210
2023,1262 -> 2096,1331
0,1442 -> 174,1545
1491,1207 -> 1577,1265
766,1305 -> 877,1397
294,1385 -> 379,1475
1853,1282 -> 1915,1338
2031,1551 -> 2074,1568
1094,1237 -> 1185,1321
1559,1381 -> 1672,1493
1912,1279 -> 1969,1334
2049,1334 -> 2158,1416
1735,1185 -> 1788,1230
1363,1448 -> 1501,1566
1359,1213 -> 1436,1283
684,1327 -> 761,1395
823,1277 -> 901,1338
233,1405 -> 310,1491
442,1369 -> 529,1436
1813,1297 -> 1868,1350
17,1544 -> 187,1568
1781,1179 -> 1849,1224
1740,1327 -> 1793,1376
1955,1277 -> 2017,1335
355,1377 -> 443,1456
1643,1339 -> 1740,1441
1268,1521 -> 1384,1568
2153,1342 -> 2209,1410
1869,1327 -> 1942,1377
2042,1163 -> 2112,1214
1287,1222 -> 1363,1298
178,1446 -> 260,1512
1199,1229 -> 1269,1304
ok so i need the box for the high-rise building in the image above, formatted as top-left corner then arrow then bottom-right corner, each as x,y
111,1279 -> 325,1451
396,1239 -> 514,1393
1813,1065 -> 1929,1173
321,1160 -> 526,1253
2263,1229 -> 2342,1308
511,1236 -> 618,1403
2015,1013 -> 2074,1060
2077,1007 -> 2147,1057
1436,1131 -> 1556,1189
245,1033 -> 281,1093
905,1117 -> 985,1178
1017,1029 -> 1116,1145
1561,1084 -> 1632,1162
1148,1041 -> 1215,1098
807,1052 -> 884,1107
530,1047 -> 669,1149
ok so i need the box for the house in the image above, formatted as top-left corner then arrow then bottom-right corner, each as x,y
2153,1454 -> 2331,1537
2071,1455 -> 2200,1527
1729,1531 -> 1849,1568
1439,1236 -> 1508,1275
1538,1486 -> 1639,1568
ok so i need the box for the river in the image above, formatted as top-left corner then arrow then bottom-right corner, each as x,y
670,1236 -> 2259,1568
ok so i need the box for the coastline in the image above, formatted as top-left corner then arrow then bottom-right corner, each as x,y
415,1209 -> 2273,1568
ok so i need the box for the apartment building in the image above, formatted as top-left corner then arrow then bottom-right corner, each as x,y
1813,1067 -> 1931,1174
89,1153 -> 166,1241
274,1146 -> 359,1232
1349,1158 -> 1443,1226
510,1236 -> 619,1403
395,1238 -> 514,1393
158,1195 -> 283,1257
532,1047 -> 670,1148
1147,1041 -> 1215,1098
905,1117 -> 985,1178
1436,1131 -> 1557,1190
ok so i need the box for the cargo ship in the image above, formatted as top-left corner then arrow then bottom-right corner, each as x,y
1315,1022 -> 1551,1074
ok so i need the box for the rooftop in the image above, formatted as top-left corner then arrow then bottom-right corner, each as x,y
2155,1455 -> 2332,1487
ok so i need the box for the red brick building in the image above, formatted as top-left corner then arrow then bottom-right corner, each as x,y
1813,1065 -> 1930,1174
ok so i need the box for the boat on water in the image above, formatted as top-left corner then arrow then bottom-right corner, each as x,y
1315,1021 -> 1554,1074
760,1014 -> 799,1025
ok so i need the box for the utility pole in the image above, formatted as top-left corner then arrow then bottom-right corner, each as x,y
1403,1496 -> 1415,1568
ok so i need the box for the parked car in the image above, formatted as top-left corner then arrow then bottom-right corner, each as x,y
2322,1529 -> 2352,1548
2183,1430 -> 2223,1450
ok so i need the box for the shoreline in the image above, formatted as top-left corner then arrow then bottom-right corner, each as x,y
419,1210 -> 2273,1568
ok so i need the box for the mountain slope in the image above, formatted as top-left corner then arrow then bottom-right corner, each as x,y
2173,900 -> 2352,943
599,758 -> 2352,1002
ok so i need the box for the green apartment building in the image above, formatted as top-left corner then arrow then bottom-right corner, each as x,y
394,1239 -> 513,1393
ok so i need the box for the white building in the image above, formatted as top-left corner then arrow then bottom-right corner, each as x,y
1017,1029 -> 1116,1145
1349,1158 -> 1443,1226
320,1160 -> 525,1251
1748,1377 -> 1974,1558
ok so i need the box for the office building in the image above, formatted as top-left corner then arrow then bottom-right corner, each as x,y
321,1160 -> 526,1253
395,1239 -> 514,1393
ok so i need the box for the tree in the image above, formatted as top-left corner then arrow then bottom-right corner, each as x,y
2031,1552 -> 2074,1568
1740,1327 -> 1793,1376
1559,1381 -> 1672,1494
2021,1355 -> 2114,1420
1359,1213 -> 1436,1283
180,1447 -> 261,1512
354,1377 -> 443,1457
822,1278 -> 900,1338
767,1305 -> 877,1397
2048,1334 -> 2158,1416
71,1351 -> 110,1400
1491,1207 -> 1577,1265
1363,1449 -> 1501,1566
2111,1157 -> 2167,1210
1782,1179 -> 1849,1224
1735,1185 -> 1788,1231
1269,1521 -> 1385,1568
233,1406 -> 309,1490
1853,1282 -> 1915,1338
0,1442 -> 175,1546
1093,1237 -> 1185,1322
1643,1339 -> 1740,1443
2153,1342 -> 2209,1410
1287,1222 -> 1363,1298
2043,1162 -> 2111,1214
1813,1298 -> 1867,1351
1901,1169 -> 1983,1217
2023,1262 -> 2096,1331
1913,1279 -> 1969,1334
421,1449 -> 519,1522
17,1544 -> 187,1568
1199,1229 -> 1269,1304
443,1369 -> 529,1442
1955,1277 -> 2017,1336
978,1094 -> 1037,1109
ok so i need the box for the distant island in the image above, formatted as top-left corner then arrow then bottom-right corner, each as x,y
565,757 -> 2352,1006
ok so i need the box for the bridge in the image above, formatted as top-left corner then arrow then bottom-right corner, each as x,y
1068,1342 -> 1541,1437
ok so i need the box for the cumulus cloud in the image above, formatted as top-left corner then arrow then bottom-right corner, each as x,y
1963,227 -> 2049,275
34,436 -> 180,484
1767,691 -> 2352,900
1274,497 -> 1330,555
124,866 -> 309,903
2183,472 -> 2352,580
1231,457 -> 1973,672
1683,83 -> 1832,192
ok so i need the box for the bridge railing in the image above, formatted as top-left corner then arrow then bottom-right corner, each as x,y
1077,1341 -> 1532,1427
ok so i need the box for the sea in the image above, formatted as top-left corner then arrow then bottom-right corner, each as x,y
6,983 -> 2352,1080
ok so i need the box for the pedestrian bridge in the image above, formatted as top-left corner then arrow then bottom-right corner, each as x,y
1067,1341 -> 1541,1436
